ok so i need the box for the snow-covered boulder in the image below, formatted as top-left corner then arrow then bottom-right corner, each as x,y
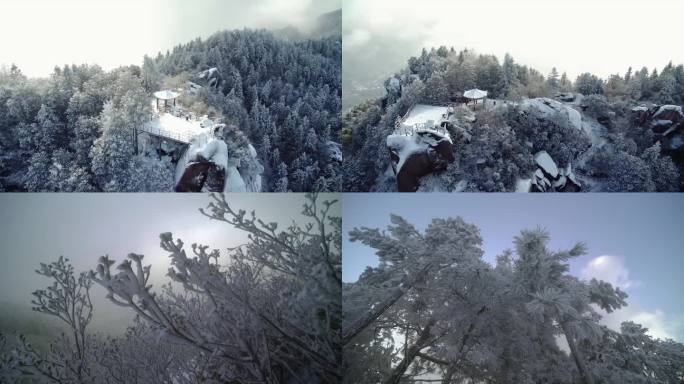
635,104 -> 684,156
387,130 -> 454,192
386,76 -> 401,98
520,98 -> 583,131
197,67 -> 221,89
326,141 -> 342,163
635,104 -> 683,131
534,150 -> 559,179
530,151 -> 580,192
652,105 -> 683,122
175,133 -> 262,192
630,105 -> 652,125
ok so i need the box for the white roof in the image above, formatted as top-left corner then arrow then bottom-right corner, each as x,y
154,90 -> 180,100
463,89 -> 488,99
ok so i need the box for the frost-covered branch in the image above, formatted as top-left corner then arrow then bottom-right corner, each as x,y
89,194 -> 341,383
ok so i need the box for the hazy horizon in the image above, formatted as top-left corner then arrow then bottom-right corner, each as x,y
343,0 -> 684,107
0,193 -> 340,335
0,0 -> 340,78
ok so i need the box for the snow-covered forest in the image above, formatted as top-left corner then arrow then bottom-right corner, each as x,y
342,47 -> 684,192
0,193 -> 342,383
342,214 -> 684,383
0,14 -> 341,192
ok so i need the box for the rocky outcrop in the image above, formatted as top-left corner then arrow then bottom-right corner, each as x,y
387,131 -> 455,192
326,141 -> 342,163
175,161 -> 225,192
382,76 -> 402,108
530,150 -> 581,192
519,98 -> 583,131
386,76 -> 401,98
174,133 -> 263,192
197,67 -> 221,89
632,104 -> 684,153
555,92 -> 575,102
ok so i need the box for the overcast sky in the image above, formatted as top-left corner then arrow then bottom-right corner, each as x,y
343,193 -> 684,342
0,193 -> 340,334
343,0 -> 684,97
0,0 -> 339,78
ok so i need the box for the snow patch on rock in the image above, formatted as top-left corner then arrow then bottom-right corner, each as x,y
653,105 -> 683,119
387,134 -> 428,173
521,98 -> 583,131
535,150 -> 559,178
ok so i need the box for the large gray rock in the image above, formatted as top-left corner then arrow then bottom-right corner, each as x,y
519,98 -> 583,131
197,67 -> 221,89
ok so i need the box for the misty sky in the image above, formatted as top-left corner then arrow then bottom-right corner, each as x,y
0,193 -> 340,334
342,193 -> 684,342
0,0 -> 339,78
343,0 -> 684,100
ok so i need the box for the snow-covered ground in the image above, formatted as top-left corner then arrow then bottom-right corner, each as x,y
515,178 -> 532,192
401,104 -> 449,131
143,113 -> 211,144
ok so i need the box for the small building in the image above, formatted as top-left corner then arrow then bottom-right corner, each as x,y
463,88 -> 488,107
154,90 -> 180,113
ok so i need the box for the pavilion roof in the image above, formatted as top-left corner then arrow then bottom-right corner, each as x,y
463,89 -> 488,99
154,90 -> 180,100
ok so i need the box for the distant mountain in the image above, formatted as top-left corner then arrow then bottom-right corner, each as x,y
0,300 -> 63,353
311,9 -> 342,38
275,9 -> 341,40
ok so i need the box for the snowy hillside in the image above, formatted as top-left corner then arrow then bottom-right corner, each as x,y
342,46 -> 684,192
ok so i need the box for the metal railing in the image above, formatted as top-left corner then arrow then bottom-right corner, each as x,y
141,126 -> 194,144
394,122 -> 449,137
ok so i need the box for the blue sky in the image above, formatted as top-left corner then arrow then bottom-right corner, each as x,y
342,193 -> 684,341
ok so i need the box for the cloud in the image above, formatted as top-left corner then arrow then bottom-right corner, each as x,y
343,0 -> 684,93
579,255 -> 682,342
254,0 -> 313,25
581,255 -> 638,289
599,307 -> 682,341
344,29 -> 371,49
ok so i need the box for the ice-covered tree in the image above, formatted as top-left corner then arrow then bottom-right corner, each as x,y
342,216 -> 668,384
501,53 -> 520,98
548,67 -> 560,91
2,194 -> 342,384
91,193 -> 341,383
0,256 -> 95,383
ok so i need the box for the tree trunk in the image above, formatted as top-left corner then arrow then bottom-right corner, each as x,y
560,320 -> 594,384
342,263 -> 432,345
440,305 -> 486,384
383,319 -> 435,384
